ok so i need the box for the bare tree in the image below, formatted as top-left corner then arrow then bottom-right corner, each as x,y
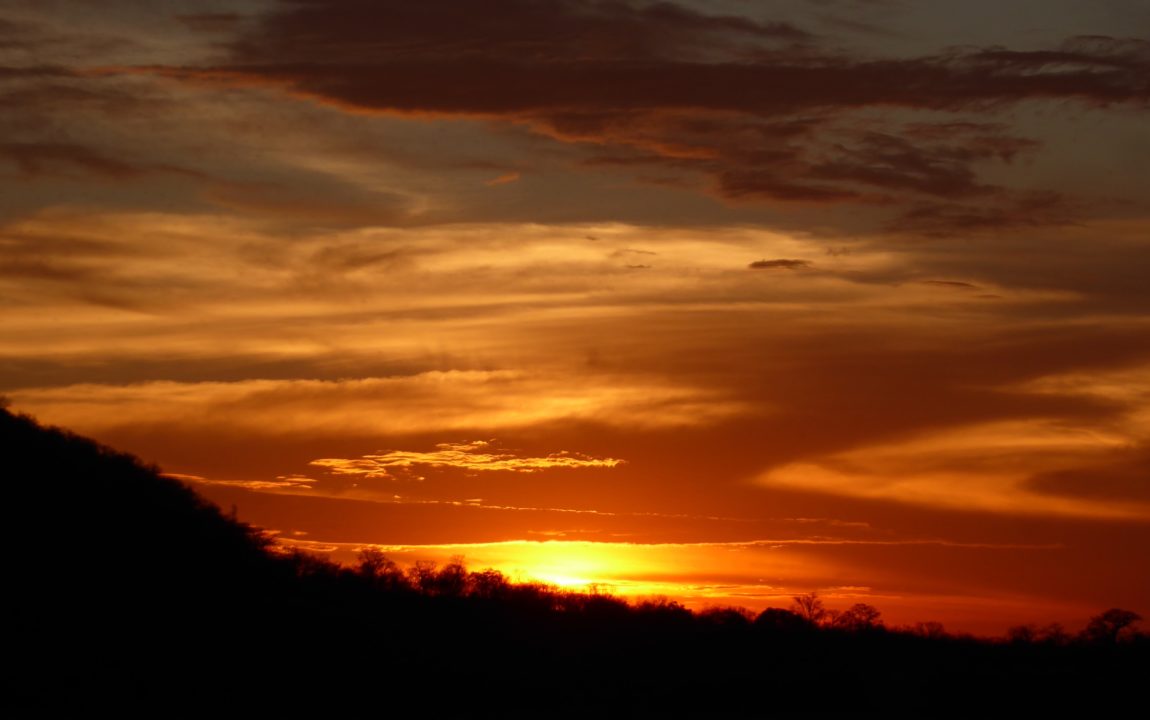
357,548 -> 393,578
357,548 -> 408,590
791,592 -> 827,625
833,603 -> 883,631
407,560 -> 439,593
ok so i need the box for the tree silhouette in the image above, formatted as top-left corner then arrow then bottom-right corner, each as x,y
699,606 -> 754,630
468,568 -> 511,600
1081,608 -> 1143,644
433,555 -> 469,597
357,548 -> 408,591
754,607 -> 813,633
791,592 -> 827,625
1006,624 -> 1039,644
407,559 -> 440,593
832,603 -> 883,632
912,621 -> 947,639
1006,622 -> 1069,645
5,404 -> 1149,714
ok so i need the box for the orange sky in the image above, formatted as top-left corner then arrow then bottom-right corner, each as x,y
3,0 -> 1150,636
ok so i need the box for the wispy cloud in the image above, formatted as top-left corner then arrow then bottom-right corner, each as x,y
176,472 -> 318,492
749,258 -> 811,270
7,371 -> 746,437
759,416 -> 1150,519
921,280 -> 978,289
311,440 -> 623,478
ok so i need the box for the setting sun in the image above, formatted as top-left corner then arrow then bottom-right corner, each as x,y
3,0 -> 1149,642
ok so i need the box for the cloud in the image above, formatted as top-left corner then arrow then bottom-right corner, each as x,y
891,191 -> 1077,235
808,127 -> 1039,197
176,13 -> 244,34
0,15 -> 129,63
921,280 -> 978,289
0,141 -> 140,179
205,7 -> 1150,115
311,440 -> 623,478
749,258 -> 811,270
171,471 -> 318,492
116,1 -> 1149,230
7,211 -> 1150,534
0,141 -> 201,180
758,417 -> 1150,519
1027,448 -> 1150,502
483,171 -> 520,187
9,2 -> 1138,235
204,178 -> 412,227
6,371 -> 749,438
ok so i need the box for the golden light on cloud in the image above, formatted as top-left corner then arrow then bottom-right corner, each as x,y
760,418 -> 1149,518
8,371 -> 747,438
484,171 -> 521,186
1022,363 -> 1150,420
311,440 -> 623,478
6,0 -> 1150,642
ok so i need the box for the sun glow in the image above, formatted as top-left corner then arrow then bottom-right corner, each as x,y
272,537 -> 1099,634
481,541 -> 641,590
282,537 -> 837,603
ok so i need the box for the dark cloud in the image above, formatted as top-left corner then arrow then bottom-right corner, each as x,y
177,13 -> 244,34
815,12 -> 902,39
207,1 -> 1150,115
809,127 -> 1039,197
203,178 -> 412,227
719,168 -> 869,203
0,76 -> 168,124
749,258 -> 811,270
891,191 -> 1077,236
966,36 -> 1150,76
0,65 -> 75,80
1,142 -> 150,179
229,0 -> 812,69
0,13 -> 139,65
126,1 -> 1148,229
205,21 -> 1150,115
561,113 -> 1042,206
0,16 -> 60,54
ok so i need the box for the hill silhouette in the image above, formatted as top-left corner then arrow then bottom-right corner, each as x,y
2,405 -> 1146,715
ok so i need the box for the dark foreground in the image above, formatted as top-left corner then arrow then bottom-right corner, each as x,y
3,406 -> 1146,716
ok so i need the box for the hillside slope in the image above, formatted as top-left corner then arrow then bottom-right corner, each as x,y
3,405 -> 1145,715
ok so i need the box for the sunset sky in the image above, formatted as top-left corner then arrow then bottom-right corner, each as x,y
4,0 -> 1149,634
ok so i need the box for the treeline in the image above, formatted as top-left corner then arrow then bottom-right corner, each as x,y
3,404 -> 1148,715
281,546 -> 1148,649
